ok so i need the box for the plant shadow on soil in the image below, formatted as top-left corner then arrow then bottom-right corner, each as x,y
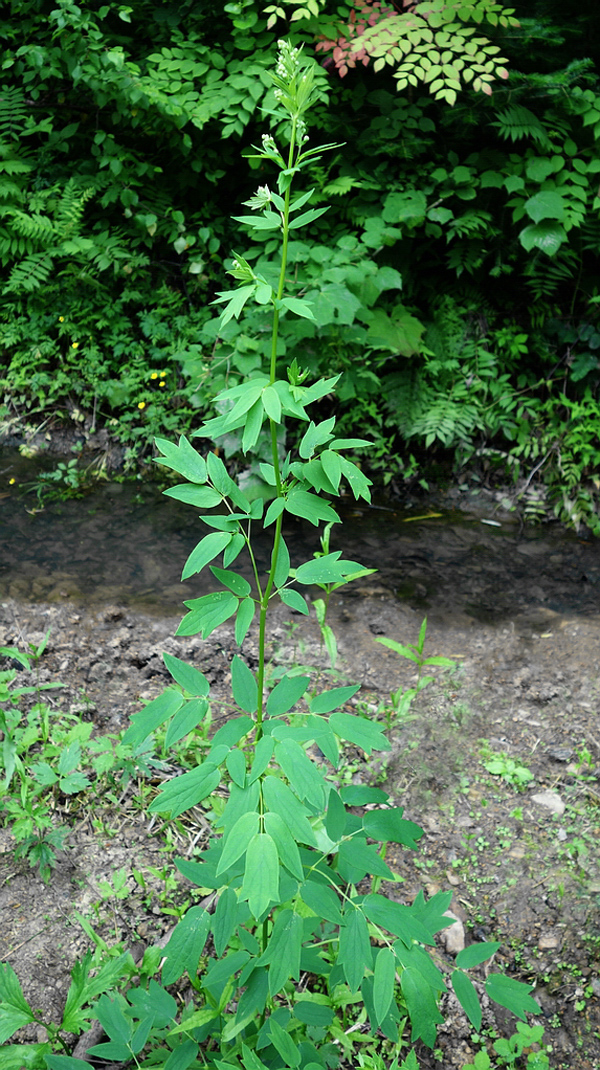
1,485 -> 600,1068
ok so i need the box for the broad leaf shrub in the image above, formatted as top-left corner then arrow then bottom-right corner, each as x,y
0,42 -> 539,1070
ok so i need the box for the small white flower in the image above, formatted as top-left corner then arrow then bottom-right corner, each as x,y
243,185 -> 272,211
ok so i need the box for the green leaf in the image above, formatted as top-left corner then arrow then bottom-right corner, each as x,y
320,449 -> 341,491
329,712 -> 391,755
362,808 -> 423,849
241,832 -> 280,919
45,1057 -> 91,1070
182,533 -> 233,581
451,970 -> 481,1031
301,879 -> 343,924
122,689 -> 184,747
272,536 -> 290,588
289,187 -> 316,212
309,684 -> 360,714
524,190 -> 565,224
260,909 -> 303,996
456,942 -> 501,969
268,1020 -> 301,1067
373,948 -> 397,1026
212,887 -> 238,958
339,908 -> 371,992
393,940 -> 446,995
224,533 -> 246,568
374,636 -> 419,661
338,453 -> 372,502
217,811 -> 260,875
155,436 -> 207,483
262,384 -> 282,422
226,748 -> 246,789
340,785 -> 390,805
211,715 -> 254,749
337,838 -> 394,882
92,993 -> 132,1044
214,284 -> 257,325
234,211 -> 281,230
293,1000 -> 334,1027
0,963 -> 35,1043
485,974 -> 540,1020
162,1040 -> 200,1070
148,762 -> 221,818
206,451 -> 239,497
163,484 -> 222,508
288,205 -> 329,229
266,674 -> 310,716
248,735 -> 274,783
57,741 -> 81,776
203,949 -> 250,998
262,776 -> 318,847
263,498 -> 285,529
285,489 -> 340,527
401,967 -> 444,1047
280,296 -> 315,320
366,305 -> 424,358
325,788 -> 346,842
177,591 -> 239,638
61,952 -> 133,1034
279,588 -> 309,614
231,655 -> 258,713
235,597 -> 255,645
362,894 -> 436,947
263,811 -> 303,880
519,221 -> 566,256
274,739 -> 326,809
210,566 -> 251,597
161,907 -> 210,985
164,698 -> 208,749
299,417 -> 336,459
163,654 -> 210,696
242,398 -> 265,453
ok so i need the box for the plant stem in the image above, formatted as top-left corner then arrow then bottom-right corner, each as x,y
256,119 -> 298,732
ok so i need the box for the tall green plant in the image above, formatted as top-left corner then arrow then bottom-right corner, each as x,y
1,42 -> 539,1070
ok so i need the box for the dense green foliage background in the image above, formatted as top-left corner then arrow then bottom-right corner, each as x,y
1,0 -> 599,531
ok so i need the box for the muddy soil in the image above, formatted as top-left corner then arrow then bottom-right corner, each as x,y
1,496 -> 600,1069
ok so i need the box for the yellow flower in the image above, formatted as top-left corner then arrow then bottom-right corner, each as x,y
150,372 -> 158,380
71,342 -> 79,349
138,401 -> 146,410
159,380 -> 166,387
58,316 -> 65,323
9,477 -> 16,485
159,370 -> 167,378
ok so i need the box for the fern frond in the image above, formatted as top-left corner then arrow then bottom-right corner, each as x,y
54,178 -> 95,238
7,209 -> 55,243
0,86 -> 30,140
3,249 -> 55,293
522,247 -> 579,299
491,105 -> 550,147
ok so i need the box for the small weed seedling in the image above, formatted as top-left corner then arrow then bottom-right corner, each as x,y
462,1022 -> 550,1069
482,752 -> 534,791
374,617 -> 455,726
